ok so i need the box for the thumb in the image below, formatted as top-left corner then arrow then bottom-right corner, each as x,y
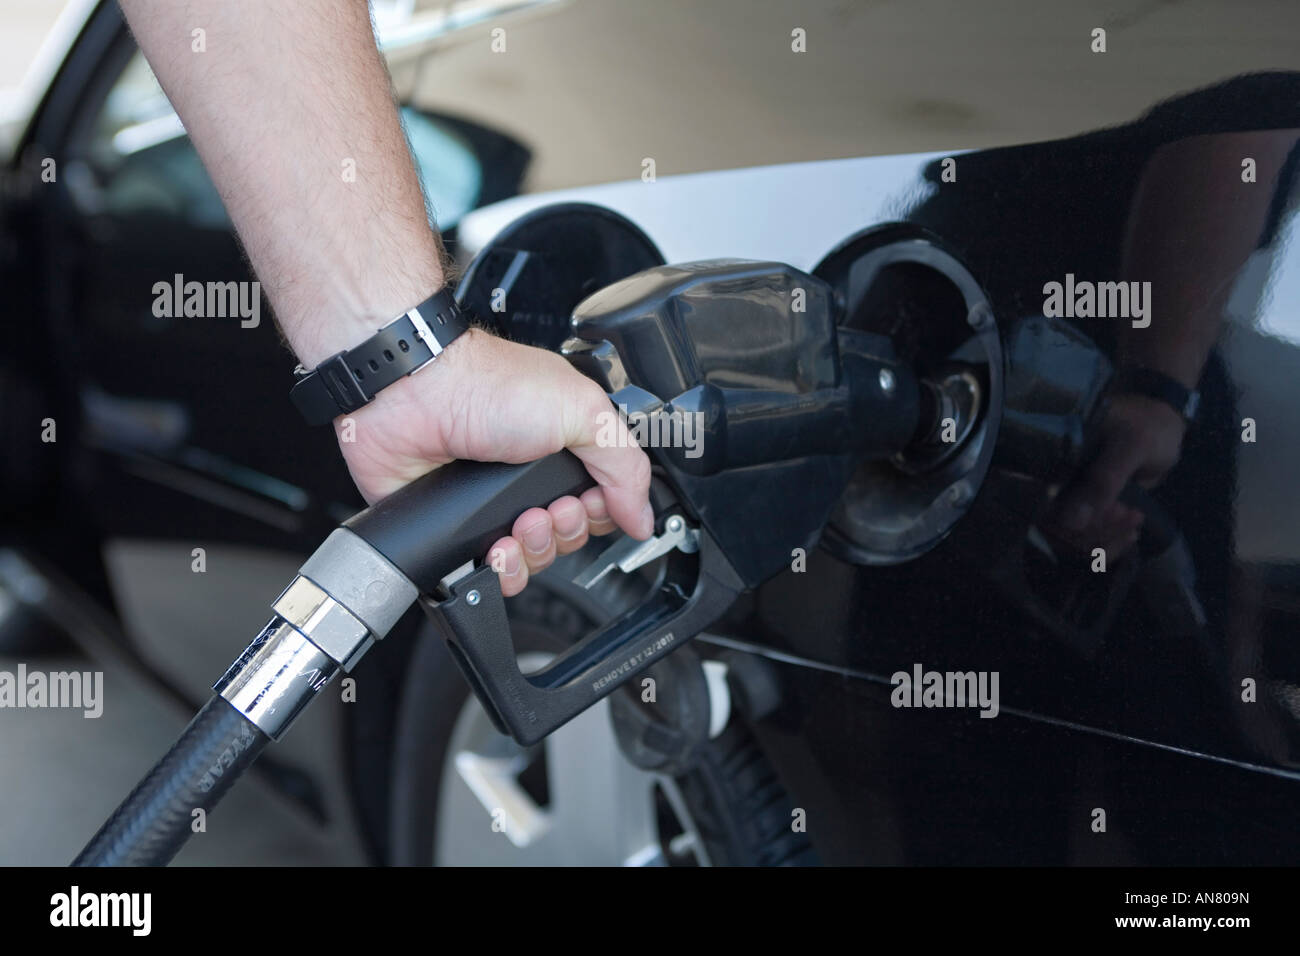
567,399 -> 654,539
1057,435 -> 1148,532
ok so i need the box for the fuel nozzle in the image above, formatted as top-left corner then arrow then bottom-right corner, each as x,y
630,349 -> 924,477
900,363 -> 987,474
77,254 -> 988,867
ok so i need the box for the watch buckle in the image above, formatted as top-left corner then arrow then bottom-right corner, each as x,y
406,306 -> 443,374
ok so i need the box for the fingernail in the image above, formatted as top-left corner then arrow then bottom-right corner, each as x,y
1061,502 -> 1092,532
492,547 -> 520,577
553,508 -> 583,542
586,496 -> 609,522
522,521 -> 550,554
638,502 -> 655,538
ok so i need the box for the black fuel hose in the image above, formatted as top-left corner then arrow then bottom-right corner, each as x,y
72,696 -> 268,867
70,453 -> 592,867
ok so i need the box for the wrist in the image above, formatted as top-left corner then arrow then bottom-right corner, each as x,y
280,259 -> 448,369
1117,350 -> 1201,392
360,325 -> 488,417
1115,365 -> 1200,424
288,280 -> 476,427
1114,391 -> 1187,428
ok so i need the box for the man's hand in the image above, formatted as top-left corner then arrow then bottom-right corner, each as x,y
116,0 -> 653,597
338,328 -> 653,596
1049,393 -> 1187,557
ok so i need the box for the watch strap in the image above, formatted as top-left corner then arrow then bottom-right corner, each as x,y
291,287 -> 469,426
1117,367 -> 1200,423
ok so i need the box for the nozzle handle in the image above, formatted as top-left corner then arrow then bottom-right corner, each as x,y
344,453 -> 593,593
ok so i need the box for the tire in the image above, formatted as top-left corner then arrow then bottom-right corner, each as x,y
673,721 -> 818,866
384,552 -> 815,866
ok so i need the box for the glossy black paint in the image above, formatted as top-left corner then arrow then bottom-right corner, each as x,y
711,78 -> 1300,863
456,202 -> 664,351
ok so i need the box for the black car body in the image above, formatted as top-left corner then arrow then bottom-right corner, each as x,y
2,0 -> 1298,865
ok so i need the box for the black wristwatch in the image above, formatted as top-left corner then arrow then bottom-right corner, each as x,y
1116,366 -> 1200,424
289,286 -> 471,426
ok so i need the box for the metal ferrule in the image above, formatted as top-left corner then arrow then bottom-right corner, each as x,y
213,528 -> 420,740
272,575 -> 373,671
214,617 -> 339,740
296,528 -> 419,639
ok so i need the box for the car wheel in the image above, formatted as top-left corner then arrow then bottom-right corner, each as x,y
386,555 -> 815,866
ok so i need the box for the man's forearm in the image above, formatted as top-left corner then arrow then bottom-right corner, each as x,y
119,0 -> 676,575
1119,131 -> 1298,387
118,0 -> 445,367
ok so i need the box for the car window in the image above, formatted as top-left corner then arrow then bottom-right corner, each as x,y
83,51 -> 485,231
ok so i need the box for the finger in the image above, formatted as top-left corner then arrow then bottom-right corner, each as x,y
1103,532 -> 1138,562
513,507 -> 557,574
548,496 -> 589,555
488,537 -> 529,597
1100,501 -> 1147,555
1115,504 -> 1145,532
1098,500 -> 1125,528
1091,520 -> 1127,549
1135,469 -> 1166,489
1083,437 -> 1151,510
568,396 -> 653,539
573,445 -> 653,540
580,487 -> 618,536
1056,439 -> 1149,532
1054,490 -> 1095,535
